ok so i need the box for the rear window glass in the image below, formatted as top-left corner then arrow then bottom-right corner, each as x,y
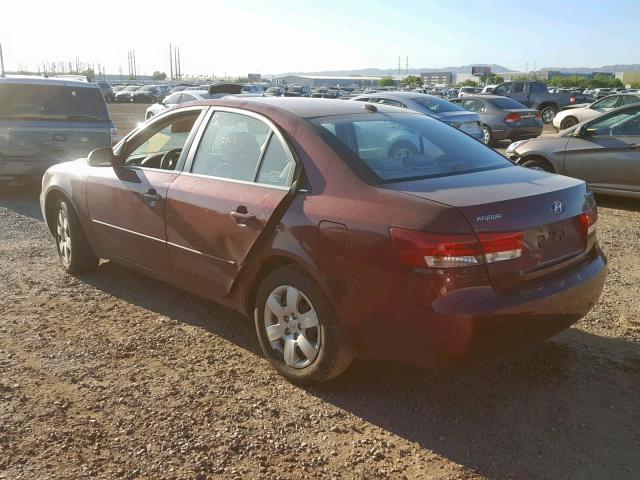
411,96 -> 462,113
489,97 -> 527,109
0,83 -> 109,121
311,113 -> 511,183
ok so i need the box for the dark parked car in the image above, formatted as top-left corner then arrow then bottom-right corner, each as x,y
450,95 -> 543,145
490,81 -> 579,124
131,85 -> 169,104
40,98 -> 606,384
0,77 -> 116,185
265,86 -> 287,97
284,85 -> 311,97
506,103 -> 640,198
97,82 -> 114,102
351,92 -> 484,141
114,85 -> 141,102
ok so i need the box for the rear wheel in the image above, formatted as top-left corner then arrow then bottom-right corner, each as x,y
255,265 -> 353,385
522,157 -> 555,173
560,116 -> 579,130
481,125 -> 494,146
54,199 -> 99,273
540,105 -> 558,124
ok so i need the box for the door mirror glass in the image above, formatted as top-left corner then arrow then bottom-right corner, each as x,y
87,147 -> 114,167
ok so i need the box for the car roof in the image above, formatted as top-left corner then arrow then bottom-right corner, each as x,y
353,91 -> 445,101
0,76 -> 100,89
453,95 -> 511,101
191,97 -> 417,119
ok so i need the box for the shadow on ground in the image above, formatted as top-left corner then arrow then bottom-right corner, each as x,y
78,259 -> 640,480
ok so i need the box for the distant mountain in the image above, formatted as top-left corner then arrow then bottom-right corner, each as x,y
275,64 -> 516,77
539,64 -> 640,74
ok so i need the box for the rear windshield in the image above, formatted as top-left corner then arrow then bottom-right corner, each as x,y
411,96 -> 462,113
489,97 -> 527,109
311,113 -> 511,183
0,83 -> 109,121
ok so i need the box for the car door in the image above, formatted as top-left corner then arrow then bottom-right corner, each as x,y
563,106 -> 640,193
164,108 -> 297,297
86,107 -> 206,274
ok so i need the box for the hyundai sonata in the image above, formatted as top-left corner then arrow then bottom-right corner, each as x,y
41,98 -> 607,384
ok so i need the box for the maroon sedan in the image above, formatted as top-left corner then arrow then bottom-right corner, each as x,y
40,98 -> 606,384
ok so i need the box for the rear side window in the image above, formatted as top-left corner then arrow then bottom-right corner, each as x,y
255,135 -> 295,187
0,83 -> 109,121
621,95 -> 640,106
312,113 -> 511,183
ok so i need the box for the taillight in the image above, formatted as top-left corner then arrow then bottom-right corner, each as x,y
504,112 -> 521,123
390,228 -> 523,269
579,204 -> 598,241
570,95 -> 576,104
110,127 -> 118,146
535,111 -> 542,121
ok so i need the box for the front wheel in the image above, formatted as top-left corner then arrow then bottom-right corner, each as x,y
54,199 -> 99,273
522,158 -> 554,173
481,125 -> 494,146
255,265 -> 353,385
560,116 -> 578,130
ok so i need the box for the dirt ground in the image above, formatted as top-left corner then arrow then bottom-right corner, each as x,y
1,106 -> 639,480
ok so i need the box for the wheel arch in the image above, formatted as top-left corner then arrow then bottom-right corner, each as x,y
43,187 -> 76,236
519,154 -> 556,173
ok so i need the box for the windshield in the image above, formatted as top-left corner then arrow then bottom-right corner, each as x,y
0,83 -> 109,121
490,97 -> 527,109
311,113 -> 511,183
411,96 -> 463,113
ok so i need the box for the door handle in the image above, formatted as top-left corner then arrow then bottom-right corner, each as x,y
230,207 -> 256,223
143,189 -> 162,202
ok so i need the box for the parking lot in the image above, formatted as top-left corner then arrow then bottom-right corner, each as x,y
1,102 -> 639,479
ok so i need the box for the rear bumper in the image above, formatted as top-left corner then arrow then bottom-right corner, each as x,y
0,157 -> 59,181
358,247 -> 607,367
491,125 -> 543,141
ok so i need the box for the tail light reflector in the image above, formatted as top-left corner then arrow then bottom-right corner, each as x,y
504,113 -> 522,123
390,228 -> 523,269
535,111 -> 542,121
579,204 -> 598,240
570,95 -> 577,104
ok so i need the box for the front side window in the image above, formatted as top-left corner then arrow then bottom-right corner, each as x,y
313,113 -> 511,183
163,93 -> 181,105
589,108 -> 640,136
411,96 -> 462,113
123,111 -> 200,170
493,84 -> 512,96
191,111 -> 270,182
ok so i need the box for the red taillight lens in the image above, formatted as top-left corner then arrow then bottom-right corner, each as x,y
570,95 -> 576,104
477,231 -> 524,264
535,111 -> 542,121
579,204 -> 598,241
504,112 -> 522,123
390,228 -> 523,268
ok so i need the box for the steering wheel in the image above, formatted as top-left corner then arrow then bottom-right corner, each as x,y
160,148 -> 182,170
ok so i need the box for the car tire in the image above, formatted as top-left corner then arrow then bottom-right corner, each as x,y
255,265 -> 353,385
522,158 -> 555,173
540,106 -> 558,124
560,116 -> 579,130
53,199 -> 99,274
388,140 -> 419,160
481,125 -> 494,146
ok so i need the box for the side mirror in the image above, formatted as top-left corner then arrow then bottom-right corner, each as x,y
87,147 -> 114,167
574,125 -> 597,137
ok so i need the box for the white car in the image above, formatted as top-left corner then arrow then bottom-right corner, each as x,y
144,90 -> 212,120
552,93 -> 640,130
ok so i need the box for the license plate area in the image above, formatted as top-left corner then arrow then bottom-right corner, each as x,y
525,218 -> 583,265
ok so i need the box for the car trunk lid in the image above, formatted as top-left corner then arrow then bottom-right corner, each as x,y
386,166 -> 593,291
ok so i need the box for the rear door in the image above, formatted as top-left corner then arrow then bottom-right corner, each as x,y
563,106 -> 640,193
87,108 -> 206,274
165,108 -> 297,297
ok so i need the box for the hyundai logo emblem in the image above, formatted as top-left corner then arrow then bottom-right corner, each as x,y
551,200 -> 565,214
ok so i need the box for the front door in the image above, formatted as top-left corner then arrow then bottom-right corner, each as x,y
87,108 -> 205,274
564,106 -> 640,193
165,109 -> 297,297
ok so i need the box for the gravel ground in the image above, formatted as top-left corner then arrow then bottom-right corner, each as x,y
1,108 -> 639,480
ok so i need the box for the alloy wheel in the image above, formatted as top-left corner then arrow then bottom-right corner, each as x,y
482,126 -> 491,144
56,208 -> 71,264
263,285 -> 321,369
542,108 -> 556,124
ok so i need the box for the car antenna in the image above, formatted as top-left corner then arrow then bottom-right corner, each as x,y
363,103 -> 377,113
